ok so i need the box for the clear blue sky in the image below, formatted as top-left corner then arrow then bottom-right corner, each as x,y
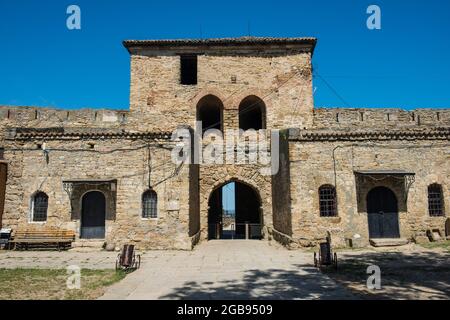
1,0 -> 449,110
222,182 -> 235,212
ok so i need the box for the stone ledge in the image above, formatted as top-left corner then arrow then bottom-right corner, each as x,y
369,238 -> 409,247
71,240 -> 106,249
288,128 -> 450,142
9,128 -> 173,140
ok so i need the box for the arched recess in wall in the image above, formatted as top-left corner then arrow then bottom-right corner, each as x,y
238,95 -> 266,130
196,95 -> 224,134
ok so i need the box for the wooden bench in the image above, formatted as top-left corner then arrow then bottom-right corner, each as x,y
10,228 -> 76,251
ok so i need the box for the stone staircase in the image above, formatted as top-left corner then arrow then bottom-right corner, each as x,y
369,238 -> 409,247
69,239 -> 106,251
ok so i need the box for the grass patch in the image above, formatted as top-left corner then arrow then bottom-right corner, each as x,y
0,268 -> 126,300
419,240 -> 450,252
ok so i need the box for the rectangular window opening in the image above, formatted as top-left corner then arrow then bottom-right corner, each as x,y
180,55 -> 198,85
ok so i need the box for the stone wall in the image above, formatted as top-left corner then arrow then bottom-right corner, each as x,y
313,108 -> 450,130
288,136 -> 449,247
1,135 -> 193,250
188,163 -> 200,241
271,130 -> 292,237
128,49 -> 314,132
0,106 -> 129,130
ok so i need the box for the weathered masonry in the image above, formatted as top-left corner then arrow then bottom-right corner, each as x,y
0,37 -> 449,250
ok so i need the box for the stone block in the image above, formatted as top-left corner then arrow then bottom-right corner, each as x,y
414,236 -> 429,245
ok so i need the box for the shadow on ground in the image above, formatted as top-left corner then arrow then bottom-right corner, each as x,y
325,250 -> 450,300
160,250 -> 449,300
160,264 -> 353,300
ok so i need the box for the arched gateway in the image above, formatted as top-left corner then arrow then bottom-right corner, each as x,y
208,181 -> 262,240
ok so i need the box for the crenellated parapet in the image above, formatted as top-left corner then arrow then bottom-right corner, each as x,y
313,108 -> 450,130
0,106 -> 130,130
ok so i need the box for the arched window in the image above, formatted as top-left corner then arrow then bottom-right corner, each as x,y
197,95 -> 223,134
142,190 -> 158,219
428,184 -> 445,216
31,191 -> 48,222
239,95 -> 266,130
319,185 -> 337,217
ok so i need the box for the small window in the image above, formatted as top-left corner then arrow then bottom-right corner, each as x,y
180,55 -> 197,85
31,192 -> 48,222
319,185 -> 337,217
142,190 -> 158,219
428,184 -> 445,216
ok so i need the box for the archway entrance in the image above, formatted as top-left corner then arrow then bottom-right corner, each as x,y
367,186 -> 400,239
81,191 -> 106,239
208,181 -> 262,240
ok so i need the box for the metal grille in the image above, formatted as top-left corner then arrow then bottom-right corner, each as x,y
428,184 -> 445,216
142,190 -> 157,219
33,192 -> 48,222
319,185 -> 337,217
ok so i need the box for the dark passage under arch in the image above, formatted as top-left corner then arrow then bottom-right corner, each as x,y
208,181 -> 262,240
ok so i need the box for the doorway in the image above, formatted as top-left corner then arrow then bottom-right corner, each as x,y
367,186 -> 400,238
81,191 -> 106,239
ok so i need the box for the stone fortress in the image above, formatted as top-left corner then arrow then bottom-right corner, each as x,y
0,37 -> 448,250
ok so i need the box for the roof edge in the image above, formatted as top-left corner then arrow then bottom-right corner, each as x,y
123,36 -> 317,54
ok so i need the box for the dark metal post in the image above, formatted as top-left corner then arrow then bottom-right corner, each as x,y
216,223 -> 220,239
245,223 -> 249,240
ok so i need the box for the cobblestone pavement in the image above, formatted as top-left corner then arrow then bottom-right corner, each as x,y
99,240 -> 355,300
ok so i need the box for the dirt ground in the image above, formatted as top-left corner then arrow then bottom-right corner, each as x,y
324,242 -> 450,300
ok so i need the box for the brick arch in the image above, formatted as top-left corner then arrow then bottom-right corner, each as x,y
201,169 -> 269,206
207,177 -> 263,208
191,89 -> 227,108
229,89 -> 272,111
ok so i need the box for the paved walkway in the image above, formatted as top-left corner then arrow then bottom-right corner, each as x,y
0,250 -> 117,269
100,240 -> 354,300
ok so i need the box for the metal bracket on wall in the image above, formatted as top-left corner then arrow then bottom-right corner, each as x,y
404,174 -> 416,203
63,182 -> 73,199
